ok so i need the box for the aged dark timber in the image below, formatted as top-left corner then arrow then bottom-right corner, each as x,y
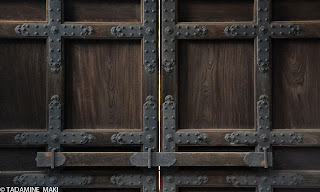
1,0 -> 320,192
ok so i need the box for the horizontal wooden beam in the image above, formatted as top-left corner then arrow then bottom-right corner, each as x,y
178,129 -> 320,146
176,21 -> 320,39
1,170 -> 320,188
36,152 -> 270,168
1,129 -> 319,146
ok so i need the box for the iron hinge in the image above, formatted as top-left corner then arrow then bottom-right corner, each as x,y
227,173 -> 304,192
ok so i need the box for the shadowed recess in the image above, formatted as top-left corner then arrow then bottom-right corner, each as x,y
0,0 -> 46,21
64,0 -> 141,22
178,0 -> 254,22
273,0 -> 320,21
0,39 -> 47,130
0,147 -> 46,171
180,188 -> 255,192
273,147 -> 320,170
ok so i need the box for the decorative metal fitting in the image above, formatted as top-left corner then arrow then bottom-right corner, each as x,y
14,95 -> 95,150
111,96 -> 158,151
111,174 -> 155,186
130,150 -> 177,168
14,174 -> 93,187
226,173 -> 304,192
163,174 -> 209,187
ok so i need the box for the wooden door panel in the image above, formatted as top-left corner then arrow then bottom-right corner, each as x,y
162,0 -> 320,191
273,147 -> 320,170
272,0 -> 320,21
180,188 -> 255,192
0,38 -> 47,130
64,0 -> 141,22
0,0 -> 158,190
0,0 -> 46,21
178,39 -> 254,129
65,39 -> 142,130
273,39 -> 320,129
273,189 -> 320,192
178,0 -> 254,22
0,147 -> 46,171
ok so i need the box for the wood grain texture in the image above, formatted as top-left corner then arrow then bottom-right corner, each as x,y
65,189 -> 139,192
0,147 -> 45,171
274,189 -> 320,192
64,0 -> 141,22
65,40 -> 142,129
180,188 -> 254,192
178,40 -> 254,129
178,0 -> 254,22
37,152 -> 254,167
0,39 -> 47,130
0,0 -> 46,21
273,0 -> 320,21
273,39 -> 320,129
273,147 -> 320,170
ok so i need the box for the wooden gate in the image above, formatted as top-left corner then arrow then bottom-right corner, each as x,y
1,0 -> 320,192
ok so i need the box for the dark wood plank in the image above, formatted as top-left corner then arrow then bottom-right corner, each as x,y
178,0 -> 254,22
0,0 -> 46,21
0,147 -> 45,171
176,170 -> 320,188
0,39 -> 47,130
65,40 -> 142,130
64,0 -> 141,22
180,188 -> 255,192
273,147 -> 320,170
273,39 -> 320,129
37,152 -> 260,167
273,0 -> 320,21
178,40 -> 254,129
64,189 -> 139,192
274,189 -> 320,192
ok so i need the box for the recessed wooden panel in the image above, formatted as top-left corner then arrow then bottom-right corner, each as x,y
178,0 -> 254,22
64,189 -> 139,192
0,39 -> 47,130
65,40 -> 142,129
180,188 -> 255,192
274,147 -> 320,170
178,40 -> 254,129
274,189 -> 320,192
273,0 -> 320,21
0,147 -> 45,171
273,39 -> 320,129
0,0 -> 46,21
64,0 -> 141,22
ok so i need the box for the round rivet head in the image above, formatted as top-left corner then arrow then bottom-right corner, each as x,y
260,134 -> 268,142
51,26 -> 59,34
166,176 -> 174,183
49,176 -> 58,184
165,27 -> 173,35
146,134 -> 154,142
146,176 -> 154,184
259,26 -> 268,34
146,27 -> 154,35
51,135 -> 59,142
165,134 -> 173,142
